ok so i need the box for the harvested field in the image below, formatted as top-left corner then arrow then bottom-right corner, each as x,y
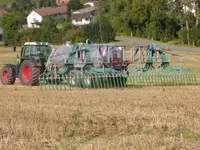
0,86 -> 200,150
0,47 -> 200,150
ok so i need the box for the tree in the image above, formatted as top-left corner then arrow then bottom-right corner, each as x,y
0,13 -> 19,46
62,27 -> 84,43
11,0 -> 33,13
84,18 -> 116,43
39,18 -> 62,43
67,0 -> 83,16
37,0 -> 57,8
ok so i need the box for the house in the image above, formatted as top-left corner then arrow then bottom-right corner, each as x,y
71,6 -> 95,26
0,27 -> 3,42
56,0 -> 70,6
27,6 -> 67,28
0,7 -> 6,16
183,3 -> 196,16
169,0 -> 196,16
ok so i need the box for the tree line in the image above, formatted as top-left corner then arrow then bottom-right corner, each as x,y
0,0 -> 200,46
104,0 -> 200,46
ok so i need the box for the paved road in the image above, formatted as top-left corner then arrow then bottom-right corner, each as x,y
116,36 -> 200,52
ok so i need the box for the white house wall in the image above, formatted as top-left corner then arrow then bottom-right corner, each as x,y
84,2 -> 95,7
27,11 -> 43,28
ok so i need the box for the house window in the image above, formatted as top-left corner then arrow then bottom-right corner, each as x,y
33,18 -> 39,23
76,19 -> 82,22
0,35 -> 2,42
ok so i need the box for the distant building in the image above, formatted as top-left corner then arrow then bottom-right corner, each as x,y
169,0 -> 196,16
56,0 -> 70,6
27,6 -> 67,28
71,7 -> 95,26
183,3 -> 196,16
0,27 -> 3,42
0,7 -> 6,16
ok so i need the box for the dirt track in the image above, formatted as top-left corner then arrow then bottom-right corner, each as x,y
116,36 -> 200,52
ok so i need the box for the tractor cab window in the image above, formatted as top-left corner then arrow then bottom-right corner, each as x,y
22,45 -> 52,58
45,46 -> 52,56
22,45 -> 37,57
23,46 -> 30,57
30,46 -> 37,56
37,46 -> 52,58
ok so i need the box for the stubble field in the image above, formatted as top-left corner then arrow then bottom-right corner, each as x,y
0,47 -> 200,150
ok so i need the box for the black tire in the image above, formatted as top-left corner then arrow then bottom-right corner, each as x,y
19,60 -> 41,86
0,64 -> 16,85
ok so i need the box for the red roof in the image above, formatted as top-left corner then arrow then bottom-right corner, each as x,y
34,6 -> 67,17
72,12 -> 92,20
73,7 -> 95,14
72,7 -> 95,20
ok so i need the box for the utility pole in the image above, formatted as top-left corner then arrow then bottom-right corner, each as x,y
97,0 -> 103,43
98,13 -> 103,43
36,0 -> 40,8
195,0 -> 199,30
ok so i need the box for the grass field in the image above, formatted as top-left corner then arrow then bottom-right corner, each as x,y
0,47 -> 200,150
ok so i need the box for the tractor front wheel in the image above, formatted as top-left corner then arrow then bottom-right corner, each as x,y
0,64 -> 16,85
19,60 -> 41,86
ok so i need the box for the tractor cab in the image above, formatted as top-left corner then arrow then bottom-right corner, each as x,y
19,42 -> 53,64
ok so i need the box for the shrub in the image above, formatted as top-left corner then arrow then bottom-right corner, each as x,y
62,28 -> 84,43
84,18 -> 116,43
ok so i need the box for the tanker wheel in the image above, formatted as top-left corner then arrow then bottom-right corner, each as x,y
0,64 -> 16,85
19,60 -> 41,86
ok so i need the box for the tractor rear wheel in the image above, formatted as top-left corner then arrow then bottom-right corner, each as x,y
0,64 -> 16,85
19,60 -> 41,86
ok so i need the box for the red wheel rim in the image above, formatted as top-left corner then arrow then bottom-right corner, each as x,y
22,65 -> 31,82
2,70 -> 8,82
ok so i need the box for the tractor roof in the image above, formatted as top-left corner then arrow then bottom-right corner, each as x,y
24,42 -> 49,46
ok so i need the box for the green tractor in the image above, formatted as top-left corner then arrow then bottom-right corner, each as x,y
0,42 -> 53,86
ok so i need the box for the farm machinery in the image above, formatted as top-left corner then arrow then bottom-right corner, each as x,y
0,42 -> 53,86
0,41 -> 197,89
